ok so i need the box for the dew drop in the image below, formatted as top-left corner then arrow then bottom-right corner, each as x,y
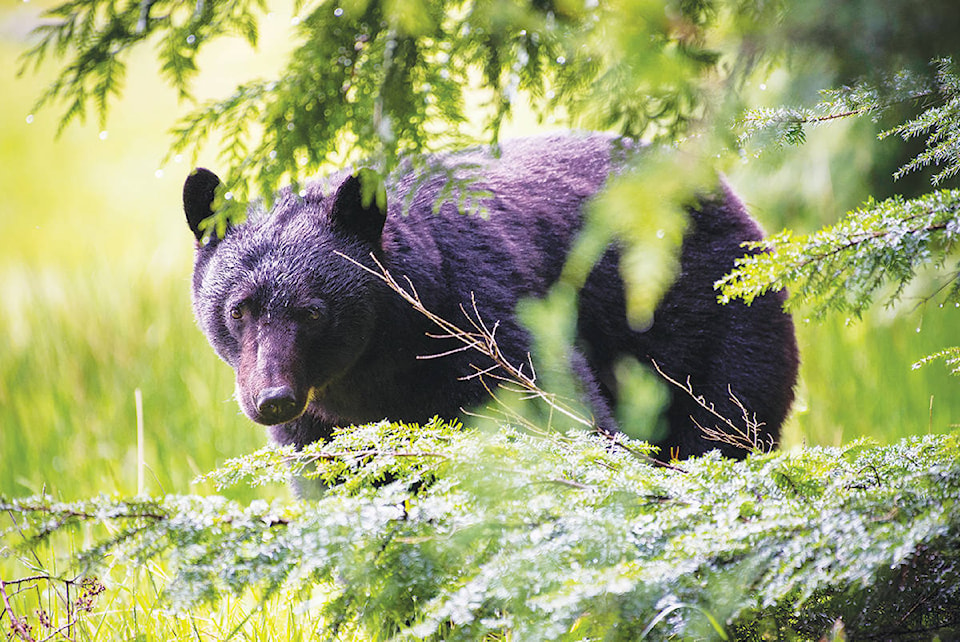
916,327 -> 922,333
286,122 -> 295,131
334,7 -> 343,16
656,229 -> 665,239
291,16 -> 301,26
268,150 -> 278,160
154,169 -> 164,179
25,114 -> 34,124
174,154 -> 183,163
224,191 -> 234,200
298,189 -> 307,197
759,83 -> 767,91
556,55 -> 567,64
186,34 -> 196,45
98,130 -> 109,140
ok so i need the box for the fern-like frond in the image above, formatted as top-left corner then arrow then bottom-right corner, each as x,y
737,66 -> 934,150
717,189 -> 960,316
913,347 -> 960,376
4,425 -> 960,639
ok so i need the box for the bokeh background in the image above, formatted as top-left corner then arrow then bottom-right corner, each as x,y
2,0 -> 957,501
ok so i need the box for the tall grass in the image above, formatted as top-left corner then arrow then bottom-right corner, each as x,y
789,310 -> 960,447
0,26 -> 280,500
0,264 -> 269,499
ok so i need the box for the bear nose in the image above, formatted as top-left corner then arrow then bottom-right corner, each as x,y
256,386 -> 299,424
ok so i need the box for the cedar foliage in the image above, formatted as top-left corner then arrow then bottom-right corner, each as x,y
726,57 -> 960,374
4,422 -> 960,640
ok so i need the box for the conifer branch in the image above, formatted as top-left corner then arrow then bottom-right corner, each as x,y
5,431 -> 960,639
737,64 -> 937,149
717,189 -> 960,317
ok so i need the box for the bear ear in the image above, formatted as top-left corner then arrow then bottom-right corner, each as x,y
183,168 -> 222,242
330,170 -> 387,244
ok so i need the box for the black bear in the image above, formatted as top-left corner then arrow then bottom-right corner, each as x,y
183,132 -> 798,460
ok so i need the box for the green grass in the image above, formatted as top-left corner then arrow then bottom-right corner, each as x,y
2,542 -> 333,640
0,264 -> 265,499
789,309 -> 960,448
0,6 -> 296,501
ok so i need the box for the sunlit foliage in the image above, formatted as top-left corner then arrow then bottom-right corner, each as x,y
20,0 -> 779,219
727,57 -> 960,377
4,421 -> 960,640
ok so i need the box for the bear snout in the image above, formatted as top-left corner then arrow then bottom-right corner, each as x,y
255,385 -> 302,425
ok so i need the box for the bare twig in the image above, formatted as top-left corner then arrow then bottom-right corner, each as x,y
0,579 -> 36,642
651,360 -> 775,455
335,251 -> 688,471
0,574 -> 101,642
335,251 -> 595,431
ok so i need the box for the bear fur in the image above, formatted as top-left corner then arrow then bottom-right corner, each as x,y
183,132 -> 798,459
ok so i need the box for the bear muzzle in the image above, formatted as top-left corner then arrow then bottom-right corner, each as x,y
234,319 -> 314,425
236,378 -> 311,426
255,385 -> 302,425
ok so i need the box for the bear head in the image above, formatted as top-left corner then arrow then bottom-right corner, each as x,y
183,168 -> 386,426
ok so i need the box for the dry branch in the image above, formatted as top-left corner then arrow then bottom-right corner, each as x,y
651,360 -> 775,455
335,251 -> 595,431
335,251 -> 689,471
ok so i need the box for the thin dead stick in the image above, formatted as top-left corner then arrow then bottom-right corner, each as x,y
650,360 -> 774,455
0,579 -> 36,642
335,251 -> 686,471
335,251 -> 594,430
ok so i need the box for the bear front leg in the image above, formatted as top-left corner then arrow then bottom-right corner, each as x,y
267,413 -> 338,499
569,348 -> 618,435
268,412 -> 337,451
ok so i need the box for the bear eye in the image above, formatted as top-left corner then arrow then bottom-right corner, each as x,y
307,305 -> 323,321
229,305 -> 244,320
